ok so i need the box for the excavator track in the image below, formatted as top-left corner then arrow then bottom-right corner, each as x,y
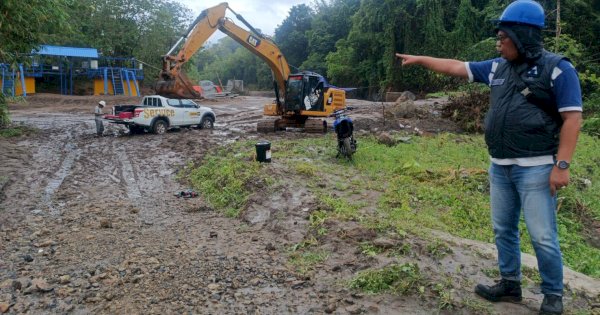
257,120 -> 277,133
304,119 -> 328,133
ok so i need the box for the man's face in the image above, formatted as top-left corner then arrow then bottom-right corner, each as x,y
496,30 -> 519,61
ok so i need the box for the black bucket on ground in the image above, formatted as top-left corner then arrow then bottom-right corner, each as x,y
255,141 -> 271,163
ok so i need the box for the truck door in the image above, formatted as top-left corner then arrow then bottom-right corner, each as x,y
180,99 -> 201,124
166,99 -> 184,125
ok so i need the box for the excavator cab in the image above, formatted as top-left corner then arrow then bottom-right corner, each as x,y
284,73 -> 325,113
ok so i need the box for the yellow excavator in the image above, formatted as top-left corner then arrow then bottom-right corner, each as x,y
155,2 -> 346,133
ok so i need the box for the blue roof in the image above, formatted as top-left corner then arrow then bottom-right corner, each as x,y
34,45 -> 98,58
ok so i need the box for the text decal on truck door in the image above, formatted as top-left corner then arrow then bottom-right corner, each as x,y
143,109 -> 175,119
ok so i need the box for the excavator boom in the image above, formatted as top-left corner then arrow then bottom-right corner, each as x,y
155,2 -> 290,104
155,3 -> 227,99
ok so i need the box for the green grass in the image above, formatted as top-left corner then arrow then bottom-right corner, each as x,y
188,142 -> 269,217
349,263 -> 423,294
426,239 -> 453,259
185,133 -> 600,278
0,126 -> 33,137
288,249 -> 329,275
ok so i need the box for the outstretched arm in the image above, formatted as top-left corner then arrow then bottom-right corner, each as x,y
396,53 -> 468,79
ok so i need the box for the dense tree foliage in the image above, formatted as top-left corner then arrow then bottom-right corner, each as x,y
0,0 -> 70,64
193,0 -> 600,118
1,0 -> 191,88
58,0 -> 192,79
274,4 -> 314,70
302,0 -> 360,76
1,0 -> 600,100
0,0 -> 71,126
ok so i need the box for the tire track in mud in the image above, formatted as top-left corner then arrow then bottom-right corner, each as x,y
111,141 -> 153,224
14,96 -> 598,314
35,124 -> 85,216
211,101 -> 265,133
40,142 -> 80,216
111,136 -> 182,225
112,141 -> 141,198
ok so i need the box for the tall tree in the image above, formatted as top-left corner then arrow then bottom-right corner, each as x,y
0,0 -> 70,127
302,0 -> 360,75
274,4 -> 314,70
0,0 -> 70,63
55,0 -> 191,82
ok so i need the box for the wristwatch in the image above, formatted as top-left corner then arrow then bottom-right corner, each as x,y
554,160 -> 570,170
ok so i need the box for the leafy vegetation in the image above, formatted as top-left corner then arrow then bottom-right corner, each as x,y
188,133 -> 600,278
0,94 -> 9,128
187,144 -> 269,217
179,0 -> 600,100
349,263 -> 423,294
2,0 -> 600,99
443,87 -> 490,133
288,249 -> 329,275
0,0 -> 70,63
0,126 -> 33,138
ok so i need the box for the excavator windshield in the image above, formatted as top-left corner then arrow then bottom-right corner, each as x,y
285,75 -> 304,112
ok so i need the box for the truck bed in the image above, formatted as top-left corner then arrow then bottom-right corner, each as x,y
104,104 -> 138,124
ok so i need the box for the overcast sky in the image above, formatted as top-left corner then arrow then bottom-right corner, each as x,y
173,0 -> 307,41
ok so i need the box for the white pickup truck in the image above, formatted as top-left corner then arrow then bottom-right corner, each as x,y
104,95 -> 216,134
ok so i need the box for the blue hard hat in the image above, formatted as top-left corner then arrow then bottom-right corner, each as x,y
496,0 -> 545,28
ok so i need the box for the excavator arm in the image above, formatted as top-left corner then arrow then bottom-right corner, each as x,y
219,19 -> 291,112
155,2 -> 291,108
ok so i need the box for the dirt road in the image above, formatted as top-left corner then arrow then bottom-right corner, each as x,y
0,94 -> 597,314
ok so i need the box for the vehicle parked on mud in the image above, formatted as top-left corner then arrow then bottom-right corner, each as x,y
331,107 -> 357,159
104,95 -> 216,134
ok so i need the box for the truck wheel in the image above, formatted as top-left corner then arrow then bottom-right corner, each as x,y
153,120 -> 168,134
342,137 -> 353,159
200,116 -> 214,129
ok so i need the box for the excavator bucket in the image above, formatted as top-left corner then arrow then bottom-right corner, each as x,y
155,71 -> 202,99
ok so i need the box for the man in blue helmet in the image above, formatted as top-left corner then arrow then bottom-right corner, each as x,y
396,1 -> 582,314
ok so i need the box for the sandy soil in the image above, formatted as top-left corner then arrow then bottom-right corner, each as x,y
0,93 -> 598,314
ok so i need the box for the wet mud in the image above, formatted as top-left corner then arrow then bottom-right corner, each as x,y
0,94 -> 597,314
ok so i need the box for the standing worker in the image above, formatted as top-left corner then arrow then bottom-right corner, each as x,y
95,100 -> 106,136
396,1 -> 582,314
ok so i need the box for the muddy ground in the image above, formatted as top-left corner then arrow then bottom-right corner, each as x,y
0,93 -> 598,314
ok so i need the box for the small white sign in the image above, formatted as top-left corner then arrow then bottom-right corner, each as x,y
266,150 -> 271,159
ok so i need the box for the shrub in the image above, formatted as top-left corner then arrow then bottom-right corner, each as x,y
582,117 -> 600,138
583,92 -> 600,117
442,87 -> 490,133
0,93 -> 10,128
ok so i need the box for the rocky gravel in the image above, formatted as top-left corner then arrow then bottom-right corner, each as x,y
1,94 -> 598,314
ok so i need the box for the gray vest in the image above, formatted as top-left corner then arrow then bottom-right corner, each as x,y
484,50 -> 565,159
